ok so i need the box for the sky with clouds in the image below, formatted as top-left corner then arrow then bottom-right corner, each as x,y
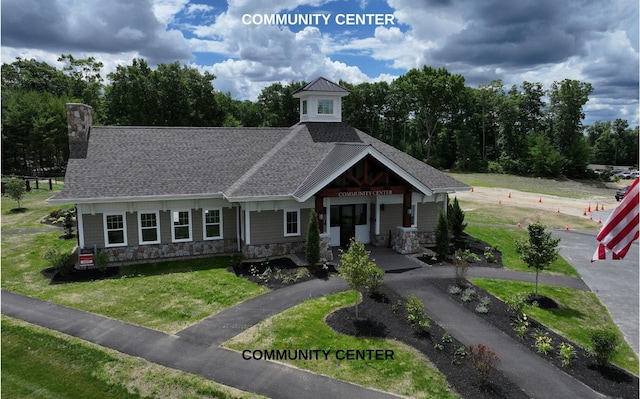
2,0 -> 638,126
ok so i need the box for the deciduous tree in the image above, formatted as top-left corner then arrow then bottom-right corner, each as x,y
515,222 -> 560,296
338,239 -> 383,318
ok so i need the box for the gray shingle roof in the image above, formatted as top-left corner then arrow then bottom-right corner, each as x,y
51,122 -> 468,203
293,77 -> 350,95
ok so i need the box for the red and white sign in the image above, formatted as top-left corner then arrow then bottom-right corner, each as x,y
592,177 -> 639,261
79,253 -> 94,267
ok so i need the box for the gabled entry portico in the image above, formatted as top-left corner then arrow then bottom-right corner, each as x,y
299,147 -> 442,254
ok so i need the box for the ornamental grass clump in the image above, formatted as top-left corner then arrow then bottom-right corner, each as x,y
558,342 -> 577,368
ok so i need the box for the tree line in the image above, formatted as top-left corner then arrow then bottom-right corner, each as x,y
2,57 -> 637,177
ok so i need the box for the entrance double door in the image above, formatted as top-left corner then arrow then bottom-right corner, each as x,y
330,204 -> 367,247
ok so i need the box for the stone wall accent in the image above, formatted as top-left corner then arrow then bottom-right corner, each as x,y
320,234 -> 333,262
392,226 -> 421,254
243,241 -> 306,260
66,103 -> 92,142
103,239 -> 237,264
417,231 -> 436,246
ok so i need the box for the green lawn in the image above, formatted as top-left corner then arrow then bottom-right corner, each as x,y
2,184 -> 68,230
2,317 -> 263,399
224,291 -> 459,399
1,189 -> 268,334
466,225 -> 580,277
471,279 -> 639,375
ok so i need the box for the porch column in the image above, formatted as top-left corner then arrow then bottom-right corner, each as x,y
402,188 -> 412,227
315,195 -> 324,233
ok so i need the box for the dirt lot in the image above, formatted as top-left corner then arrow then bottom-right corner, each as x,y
447,175 -> 633,230
456,185 -> 619,219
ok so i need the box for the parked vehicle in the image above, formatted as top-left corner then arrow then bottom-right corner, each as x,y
615,186 -> 630,201
621,171 -> 633,179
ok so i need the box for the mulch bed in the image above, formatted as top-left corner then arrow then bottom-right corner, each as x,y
428,278 -> 639,399
41,266 -> 120,283
228,257 -> 338,290
326,284 -> 530,399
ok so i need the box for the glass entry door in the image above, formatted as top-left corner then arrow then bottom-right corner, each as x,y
330,204 -> 367,247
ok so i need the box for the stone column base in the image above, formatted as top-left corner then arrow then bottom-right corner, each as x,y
393,226 -> 421,254
320,234 -> 333,262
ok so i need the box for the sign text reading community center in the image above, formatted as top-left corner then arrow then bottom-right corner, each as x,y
242,13 -> 395,26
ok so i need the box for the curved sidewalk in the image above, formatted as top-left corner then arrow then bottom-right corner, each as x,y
1,281 -> 399,399
384,268 -> 607,399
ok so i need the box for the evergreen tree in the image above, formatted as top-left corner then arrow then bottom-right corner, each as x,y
435,210 -> 450,258
305,209 -> 320,270
448,197 -> 467,239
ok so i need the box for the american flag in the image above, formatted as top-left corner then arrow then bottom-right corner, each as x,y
591,177 -> 639,261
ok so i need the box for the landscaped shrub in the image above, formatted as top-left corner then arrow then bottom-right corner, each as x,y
44,248 -> 74,276
452,346 -> 468,365
468,344 -> 500,385
511,314 -> 529,339
588,328 -> 620,367
505,292 -> 529,316
558,342 -> 577,368
534,330 -> 554,355
475,304 -> 489,314
483,245 -> 497,263
448,285 -> 462,295
405,294 -> 430,334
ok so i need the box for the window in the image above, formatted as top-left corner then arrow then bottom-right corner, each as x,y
203,209 -> 222,240
302,100 -> 307,115
284,210 -> 300,237
139,212 -> 160,244
355,204 -> 367,225
317,99 -> 333,114
172,210 -> 192,242
104,213 -> 127,247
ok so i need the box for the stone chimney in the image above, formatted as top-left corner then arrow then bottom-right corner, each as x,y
66,103 -> 92,159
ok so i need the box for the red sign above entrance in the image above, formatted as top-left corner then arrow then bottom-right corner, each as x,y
337,189 -> 393,197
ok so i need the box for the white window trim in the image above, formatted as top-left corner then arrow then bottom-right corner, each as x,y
103,212 -> 127,248
203,208 -> 223,240
302,99 -> 307,115
284,209 -> 301,237
171,209 -> 193,243
138,211 -> 160,245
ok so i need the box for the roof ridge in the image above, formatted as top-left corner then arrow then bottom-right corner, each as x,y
225,126 -> 302,197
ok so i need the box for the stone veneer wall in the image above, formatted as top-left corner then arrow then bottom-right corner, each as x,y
104,239 -> 237,264
242,236 -> 334,262
392,227 -> 421,254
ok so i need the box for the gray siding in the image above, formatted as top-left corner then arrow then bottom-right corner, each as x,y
417,202 -> 441,231
223,207 -> 237,239
126,212 -> 138,245
250,208 -> 310,245
379,204 -> 402,234
192,209 -> 203,241
159,210 -> 172,243
82,213 -> 104,248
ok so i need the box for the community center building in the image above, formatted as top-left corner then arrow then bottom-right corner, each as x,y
50,77 -> 469,266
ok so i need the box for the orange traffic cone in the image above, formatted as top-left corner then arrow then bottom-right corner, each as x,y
588,203 -> 591,212
557,208 -> 561,213
583,209 -> 587,216
565,225 -> 570,231
595,203 -> 600,211
498,200 -> 502,205
517,222 -> 521,228
471,187 -> 474,192
598,219 -> 602,224
508,192 -> 512,198
601,204 -> 604,211
538,197 -> 542,203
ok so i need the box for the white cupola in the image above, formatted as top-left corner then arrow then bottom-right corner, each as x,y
292,77 -> 350,123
